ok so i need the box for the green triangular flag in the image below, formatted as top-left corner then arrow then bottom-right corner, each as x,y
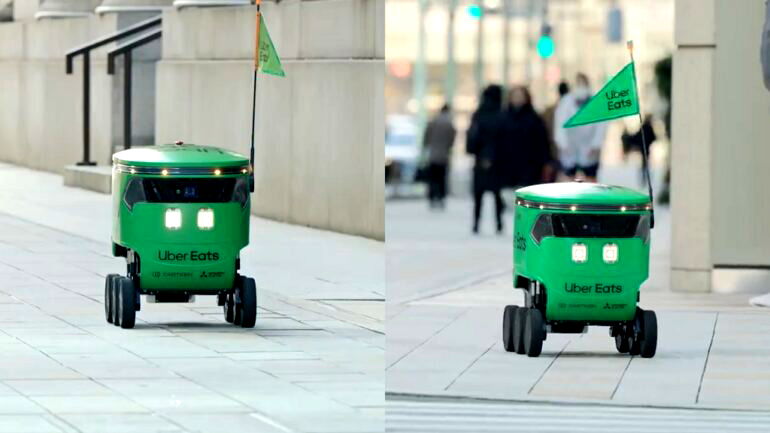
259,15 -> 285,77
564,62 -> 638,128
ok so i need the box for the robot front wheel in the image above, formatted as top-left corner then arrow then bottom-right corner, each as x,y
502,305 -> 658,358
612,308 -> 657,358
104,274 -> 137,329
103,274 -> 258,329
224,275 -> 257,328
502,306 -> 545,357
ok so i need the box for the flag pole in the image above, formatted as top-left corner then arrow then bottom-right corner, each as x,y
627,40 -> 655,229
249,0 -> 261,193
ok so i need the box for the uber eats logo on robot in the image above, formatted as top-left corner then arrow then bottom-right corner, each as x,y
158,250 -> 220,262
564,282 -> 623,294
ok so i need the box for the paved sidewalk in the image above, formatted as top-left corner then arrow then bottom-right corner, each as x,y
387,274 -> 770,411
0,163 -> 383,433
385,169 -> 770,413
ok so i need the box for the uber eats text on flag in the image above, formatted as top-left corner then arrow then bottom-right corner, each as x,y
257,14 -> 285,77
564,62 -> 638,128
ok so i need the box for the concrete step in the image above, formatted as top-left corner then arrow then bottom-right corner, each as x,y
63,164 -> 111,194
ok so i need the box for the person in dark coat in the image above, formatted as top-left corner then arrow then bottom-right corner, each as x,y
467,85 -> 505,234
501,85 -> 551,188
422,104 -> 456,209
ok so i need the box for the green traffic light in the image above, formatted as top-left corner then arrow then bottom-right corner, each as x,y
467,4 -> 482,19
537,36 -> 555,59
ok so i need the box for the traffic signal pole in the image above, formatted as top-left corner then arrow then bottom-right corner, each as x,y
446,0 -> 457,105
414,0 -> 428,129
502,0 -> 511,89
474,0 -> 485,95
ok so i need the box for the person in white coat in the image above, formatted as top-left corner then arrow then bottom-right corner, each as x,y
554,73 -> 607,182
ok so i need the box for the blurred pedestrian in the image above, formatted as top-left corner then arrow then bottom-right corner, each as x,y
467,85 -> 504,235
554,73 -> 607,182
501,85 -> 551,187
541,81 -> 570,182
422,104 -> 456,209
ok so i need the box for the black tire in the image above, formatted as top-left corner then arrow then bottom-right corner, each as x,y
614,326 -> 629,353
224,293 -> 235,323
523,309 -> 545,357
628,337 -> 641,355
239,277 -> 257,328
118,277 -> 136,329
233,285 -> 243,326
502,305 -> 517,352
628,309 -> 643,355
112,279 -> 121,327
105,274 -> 119,324
639,310 -> 658,358
514,307 -> 527,354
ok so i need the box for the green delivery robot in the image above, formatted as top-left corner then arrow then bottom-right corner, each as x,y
503,182 -> 658,358
104,142 -> 257,329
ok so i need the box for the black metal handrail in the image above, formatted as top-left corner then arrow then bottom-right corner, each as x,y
107,28 -> 163,152
65,15 -> 162,165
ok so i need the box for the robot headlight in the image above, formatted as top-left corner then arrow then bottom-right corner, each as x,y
165,208 -> 182,230
603,243 -> 619,264
197,208 -> 214,230
571,243 -> 587,263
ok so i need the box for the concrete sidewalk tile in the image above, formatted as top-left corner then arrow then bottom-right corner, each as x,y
5,379 -> 113,397
313,389 -> 385,408
30,395 -> 149,414
0,416 -> 66,433
388,307 -> 498,390
698,378 -> 770,409
282,372 -> 374,384
0,396 -> 45,414
114,337 -> 220,359
59,414 -> 183,433
99,378 -> 251,413
385,304 -> 468,368
613,311 -> 716,406
0,358 -> 82,381
529,333 -> 632,400
447,334 -> 572,397
179,333 -> 287,353
244,359 -> 353,376
52,353 -> 177,380
288,411 -> 383,433
224,351 -> 318,361
163,413 -> 290,433
0,383 -> 21,397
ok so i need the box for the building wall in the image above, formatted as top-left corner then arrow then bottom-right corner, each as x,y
155,1 -> 385,239
710,0 -> 770,267
0,1 -> 384,240
671,0 -> 770,293
0,17 -> 98,173
0,11 -> 160,172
